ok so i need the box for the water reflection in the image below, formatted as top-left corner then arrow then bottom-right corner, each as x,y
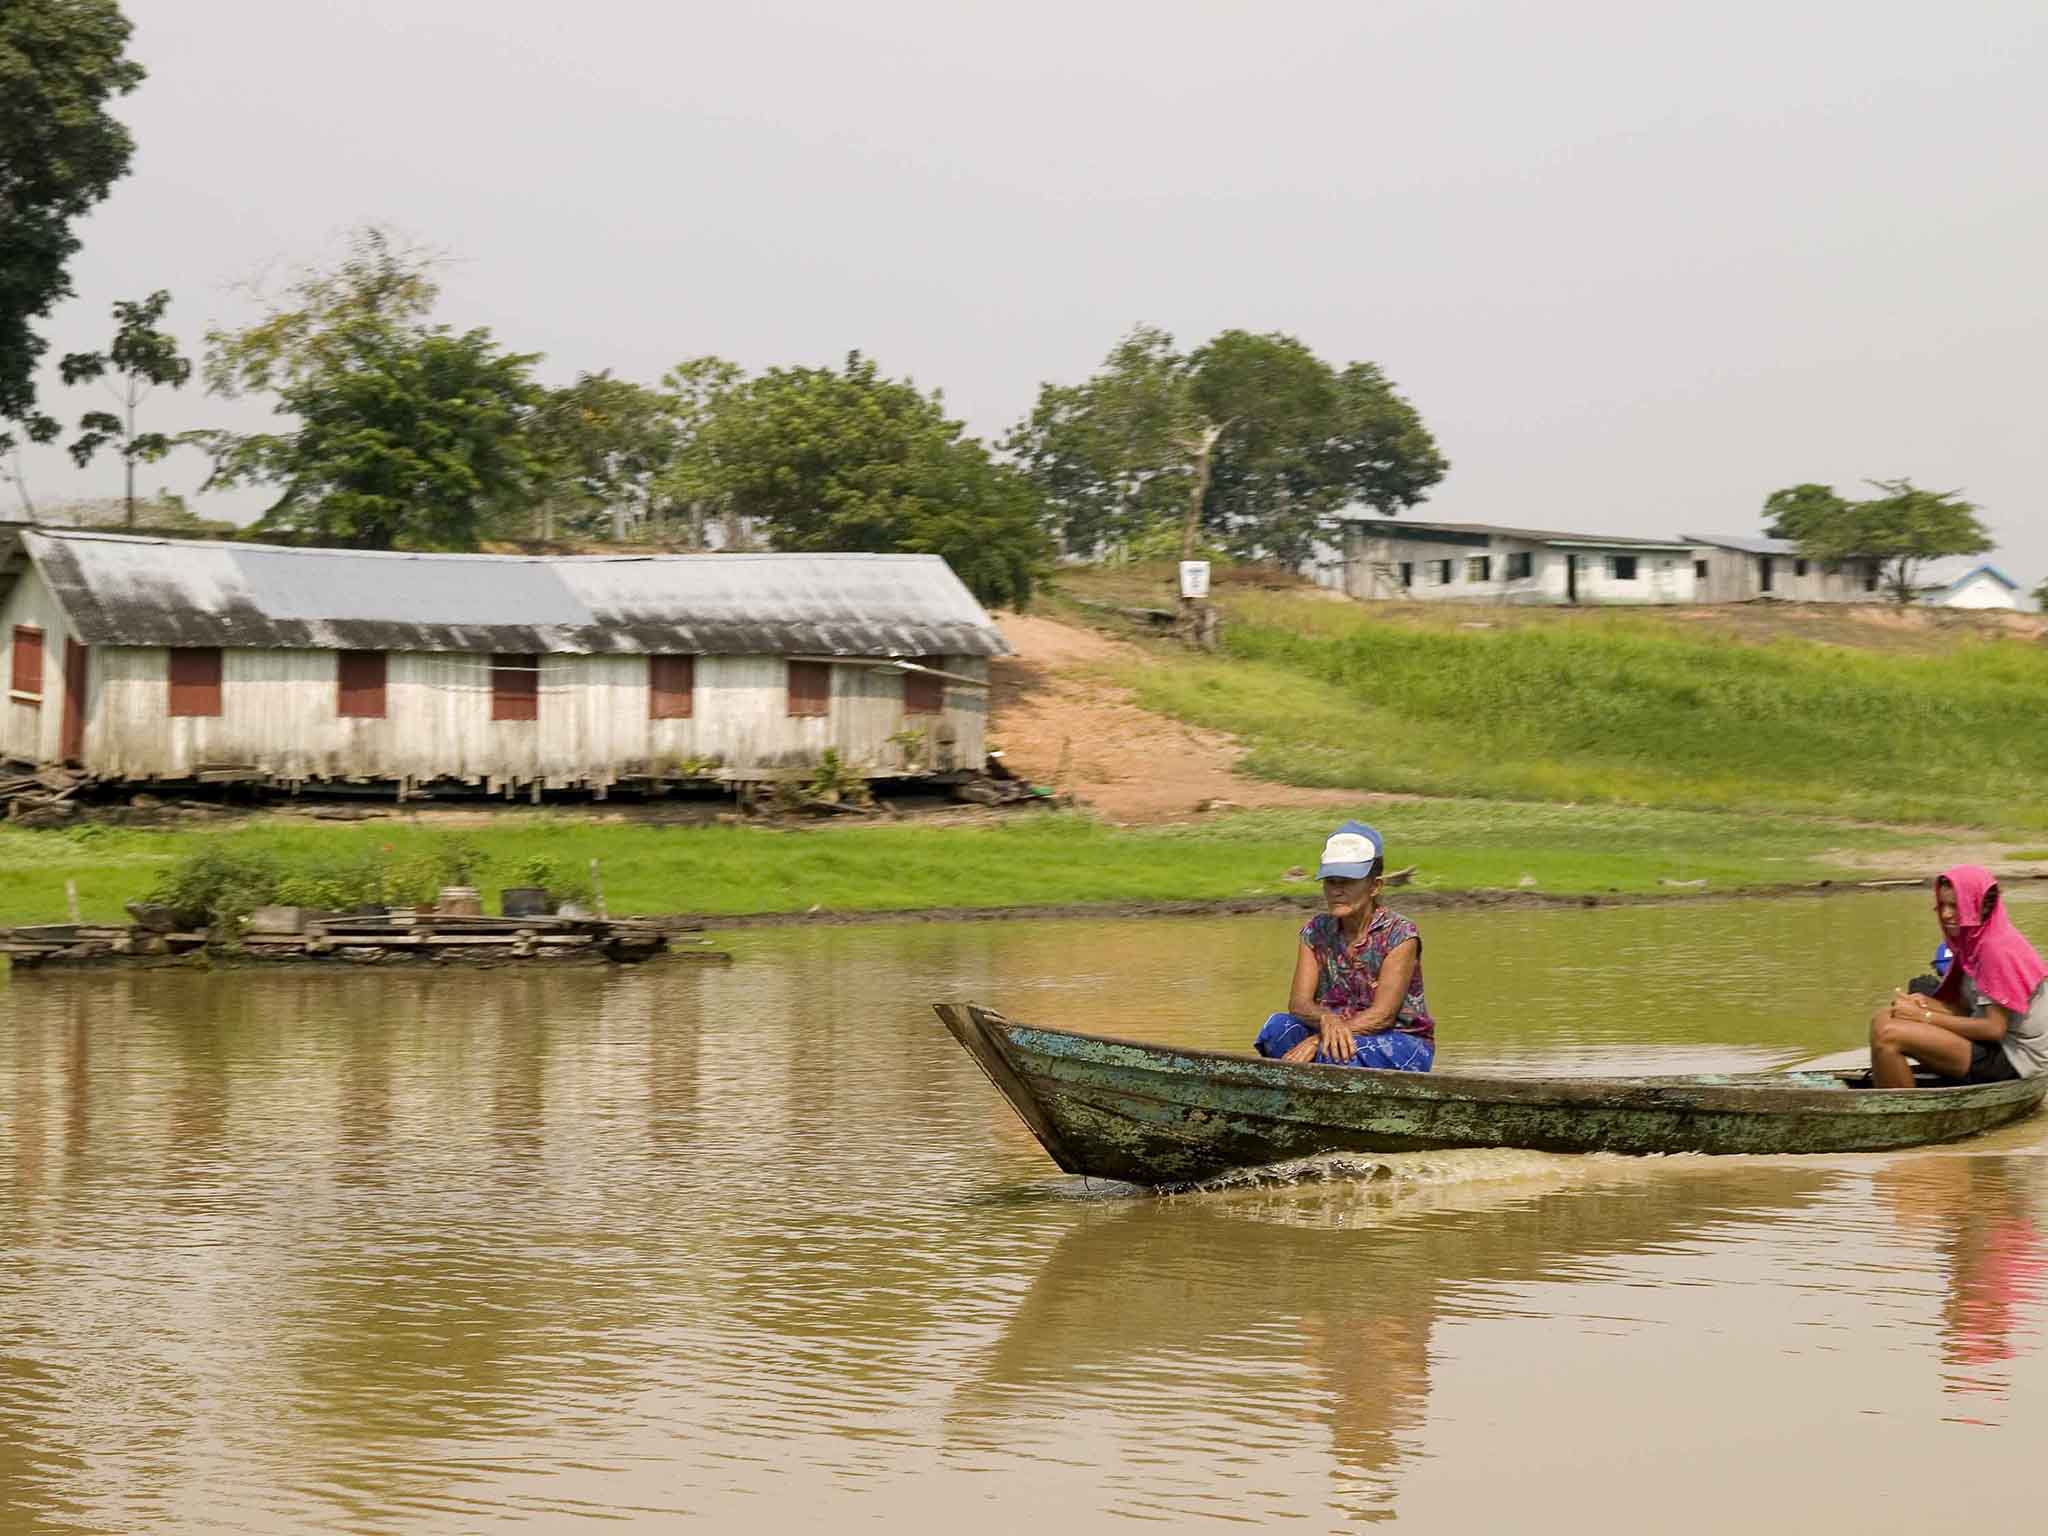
954,1160 -> 1835,1523
1876,1156 -> 2048,1418
0,895 -> 2044,1533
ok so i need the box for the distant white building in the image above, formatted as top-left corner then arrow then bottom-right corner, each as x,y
1336,519 -> 1700,605
1685,535 -> 1884,603
1916,564 -> 2022,611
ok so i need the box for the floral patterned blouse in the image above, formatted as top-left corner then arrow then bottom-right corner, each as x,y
1300,907 -> 1434,1043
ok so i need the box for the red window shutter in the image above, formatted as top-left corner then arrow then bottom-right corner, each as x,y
903,656 -> 945,714
167,648 -> 223,717
786,659 -> 831,718
649,654 -> 694,720
337,650 -> 388,719
492,654 -> 540,721
11,626 -> 44,697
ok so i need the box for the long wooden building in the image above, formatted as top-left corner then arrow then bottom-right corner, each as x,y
0,528 -> 1005,794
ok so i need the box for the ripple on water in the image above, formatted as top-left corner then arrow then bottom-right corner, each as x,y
0,906 -> 2044,1532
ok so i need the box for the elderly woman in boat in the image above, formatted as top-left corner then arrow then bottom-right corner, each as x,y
1869,865 -> 2048,1088
1254,821 -> 1436,1071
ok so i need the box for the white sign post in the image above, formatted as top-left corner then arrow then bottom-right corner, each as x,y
1179,560 -> 1211,600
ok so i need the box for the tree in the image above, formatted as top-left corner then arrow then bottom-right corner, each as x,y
523,371 -> 682,542
60,289 -> 193,527
2032,578 -> 2047,614
1008,326 -> 1446,567
198,229 -> 543,550
656,355 -> 745,547
1003,325 -> 1200,559
0,0 -> 145,456
1764,478 -> 1993,604
690,352 -> 1048,607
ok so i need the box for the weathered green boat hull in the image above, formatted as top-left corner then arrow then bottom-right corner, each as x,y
935,1003 -> 2048,1185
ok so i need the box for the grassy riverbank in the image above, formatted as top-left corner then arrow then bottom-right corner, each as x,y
0,803 -> 1960,929
1065,572 -> 2048,834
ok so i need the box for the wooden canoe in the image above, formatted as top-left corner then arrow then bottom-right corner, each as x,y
935,1003 -> 2048,1185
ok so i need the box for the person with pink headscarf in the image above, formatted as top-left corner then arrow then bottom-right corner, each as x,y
1868,866 -> 2048,1088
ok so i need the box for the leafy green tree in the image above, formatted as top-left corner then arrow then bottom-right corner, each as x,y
1764,478 -> 1993,604
1003,325 -> 1195,557
656,355 -> 745,547
59,289 -> 193,527
0,0 -> 145,456
198,229 -> 543,550
1008,326 -> 1446,567
694,352 -> 1048,607
523,371 -> 683,542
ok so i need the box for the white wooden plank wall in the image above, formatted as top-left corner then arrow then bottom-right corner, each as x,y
0,570 -> 77,763
78,633 -> 988,784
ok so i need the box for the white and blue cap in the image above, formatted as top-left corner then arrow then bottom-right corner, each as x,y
1316,820 -> 1384,880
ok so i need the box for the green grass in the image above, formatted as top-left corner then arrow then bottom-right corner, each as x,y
1097,588 -> 2048,833
0,805 -> 1946,928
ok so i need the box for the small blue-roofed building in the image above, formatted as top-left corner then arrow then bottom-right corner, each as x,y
1914,564 -> 2022,611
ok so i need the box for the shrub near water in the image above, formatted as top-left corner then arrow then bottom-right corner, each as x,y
147,837 -> 495,928
1121,595 -> 2048,830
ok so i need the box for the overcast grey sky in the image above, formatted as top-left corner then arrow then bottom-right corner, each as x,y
18,0 -> 2046,590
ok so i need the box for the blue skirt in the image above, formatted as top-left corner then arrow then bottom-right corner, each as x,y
1253,1012 -> 1434,1071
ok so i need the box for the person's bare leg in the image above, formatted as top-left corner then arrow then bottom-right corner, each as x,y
1870,1013 -> 1973,1087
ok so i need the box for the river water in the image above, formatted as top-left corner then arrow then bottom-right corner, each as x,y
2,891 -> 2044,1532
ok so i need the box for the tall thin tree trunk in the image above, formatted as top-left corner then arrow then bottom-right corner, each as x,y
124,382 -> 138,528
1179,422 -> 1222,561
1177,421 -> 1224,647
5,447 -> 36,520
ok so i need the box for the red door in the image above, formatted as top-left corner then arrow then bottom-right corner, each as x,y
61,640 -> 88,764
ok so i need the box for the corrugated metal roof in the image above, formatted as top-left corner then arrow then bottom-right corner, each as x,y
1342,517 -> 1696,551
24,530 -> 1009,657
1684,533 -> 1802,557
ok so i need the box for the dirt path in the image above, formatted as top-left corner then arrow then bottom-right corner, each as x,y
987,612 -> 1361,824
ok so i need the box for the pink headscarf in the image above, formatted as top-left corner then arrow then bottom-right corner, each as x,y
1944,865 -> 2048,1013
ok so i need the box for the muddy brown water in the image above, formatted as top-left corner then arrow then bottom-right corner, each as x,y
3,892 -> 2044,1532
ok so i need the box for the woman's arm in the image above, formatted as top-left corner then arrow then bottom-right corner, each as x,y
1890,989 -> 2009,1043
1283,941 -> 1357,1063
1288,942 -> 1324,1020
1346,938 -> 1419,1033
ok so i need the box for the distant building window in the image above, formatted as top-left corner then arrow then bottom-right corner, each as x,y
1794,558 -> 1809,577
903,657 -> 946,714
1505,552 -> 1533,580
491,654 -> 540,721
1760,557 -> 1775,593
168,647 -> 223,718
1432,559 -> 1453,585
10,625 -> 43,699
1466,556 -> 1492,583
1399,562 -> 1413,589
1608,555 -> 1639,581
1694,559 -> 1709,580
337,650 -> 387,719
787,659 -> 831,718
649,654 -> 695,720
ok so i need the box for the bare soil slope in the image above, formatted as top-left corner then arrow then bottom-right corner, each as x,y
988,613 -> 1359,823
